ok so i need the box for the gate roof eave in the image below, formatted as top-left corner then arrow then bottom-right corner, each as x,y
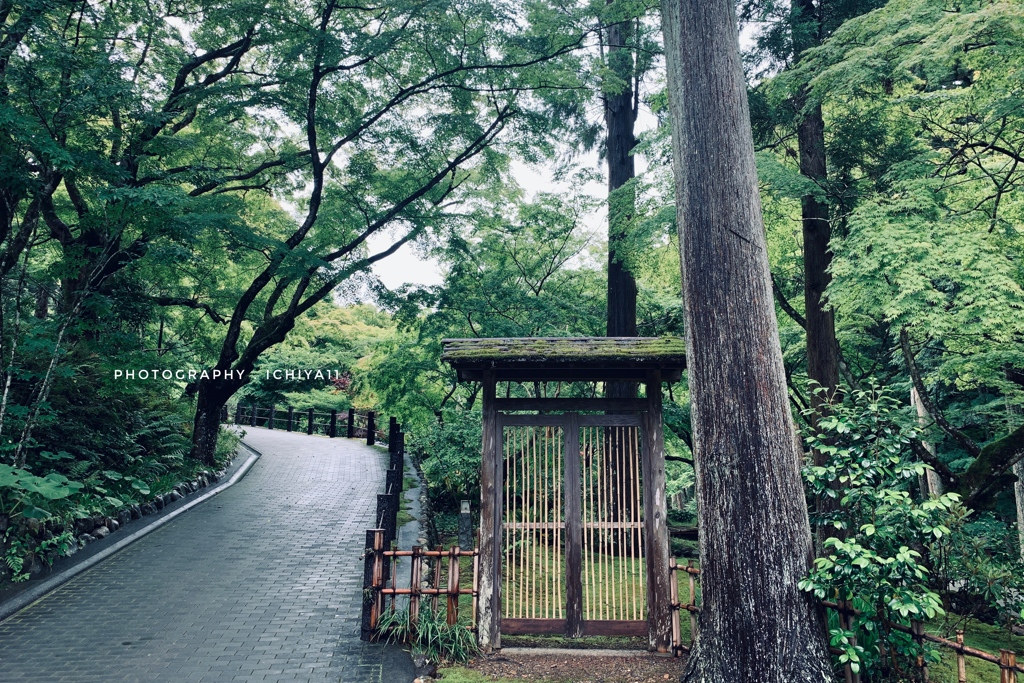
441,337 -> 687,383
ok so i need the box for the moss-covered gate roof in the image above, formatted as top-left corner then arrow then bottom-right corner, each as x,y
441,337 -> 687,382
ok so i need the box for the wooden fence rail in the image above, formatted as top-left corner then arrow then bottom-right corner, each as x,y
668,561 -> 1022,682
361,529 -> 480,640
232,404 -> 388,446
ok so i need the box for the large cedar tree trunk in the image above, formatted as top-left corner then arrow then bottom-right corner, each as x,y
604,11 -> 639,347
661,0 -> 833,679
604,8 -> 640,537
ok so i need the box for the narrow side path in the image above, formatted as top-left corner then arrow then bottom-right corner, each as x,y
0,428 -> 412,683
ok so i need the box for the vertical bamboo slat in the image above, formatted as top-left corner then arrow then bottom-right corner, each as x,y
669,557 -> 681,653
410,546 -> 422,625
432,545 -> 442,613
688,560 -> 696,644
472,550 -> 479,629
447,546 -> 460,625
505,426 -> 513,619
957,631 -> 967,683
1001,650 -> 1017,683
531,427 -> 538,619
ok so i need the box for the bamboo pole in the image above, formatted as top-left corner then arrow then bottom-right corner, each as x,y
630,428 -> 640,619
432,545 -> 442,614
669,558 -> 682,654
1002,650 -> 1017,683
472,550 -> 480,629
519,426 -> 528,619
688,560 -> 697,644
556,425 -> 563,618
584,426 -> 593,619
410,546 -> 422,625
957,631 -> 966,683
543,425 -> 551,618
597,427 -> 607,620
447,546 -> 459,625
531,426 -> 539,619
614,430 -> 622,622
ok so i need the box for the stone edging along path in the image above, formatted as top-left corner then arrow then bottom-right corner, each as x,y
0,441 -> 261,623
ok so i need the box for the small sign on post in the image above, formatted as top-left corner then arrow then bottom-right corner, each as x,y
459,500 -> 473,549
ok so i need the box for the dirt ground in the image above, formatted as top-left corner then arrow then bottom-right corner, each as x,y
460,651 -> 685,682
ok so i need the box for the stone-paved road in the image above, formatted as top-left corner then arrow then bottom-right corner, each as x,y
0,429 -> 412,683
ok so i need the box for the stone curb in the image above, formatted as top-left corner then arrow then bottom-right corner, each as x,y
497,648 -> 672,657
0,441 -> 262,624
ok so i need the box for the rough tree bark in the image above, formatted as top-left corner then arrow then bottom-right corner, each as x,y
660,0 -> 833,680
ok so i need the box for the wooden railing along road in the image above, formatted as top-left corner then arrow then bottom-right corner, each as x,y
229,404 -> 392,446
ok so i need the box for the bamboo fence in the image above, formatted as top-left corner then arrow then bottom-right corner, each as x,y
363,529 -> 480,634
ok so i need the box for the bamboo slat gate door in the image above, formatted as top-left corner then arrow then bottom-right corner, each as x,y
442,337 -> 688,653
501,414 -> 647,638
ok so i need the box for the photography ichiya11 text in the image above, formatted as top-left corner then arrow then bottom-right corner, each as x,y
113,369 -> 344,381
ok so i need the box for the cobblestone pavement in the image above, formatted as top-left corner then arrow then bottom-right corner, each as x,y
0,429 -> 412,683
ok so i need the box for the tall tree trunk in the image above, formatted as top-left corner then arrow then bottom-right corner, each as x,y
797,101 -> 839,406
604,9 -> 638,348
604,6 -> 640,538
661,0 -> 832,679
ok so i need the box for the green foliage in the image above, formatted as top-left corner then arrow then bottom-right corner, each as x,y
417,412 -> 483,513
799,385 -> 964,675
376,605 -> 479,665
799,384 -> 1024,676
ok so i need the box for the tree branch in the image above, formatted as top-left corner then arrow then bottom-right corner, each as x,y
152,296 -> 228,324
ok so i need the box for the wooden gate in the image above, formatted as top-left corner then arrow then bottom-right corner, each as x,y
500,413 -> 646,637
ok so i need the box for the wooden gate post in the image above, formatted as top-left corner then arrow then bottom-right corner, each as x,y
306,407 -> 315,435
476,372 -> 501,651
642,370 -> 672,652
329,409 -> 338,438
360,528 -> 385,641
367,411 -> 376,445
268,405 -> 276,430
287,406 -> 294,432
235,403 -> 242,425
348,408 -> 356,438
250,404 -> 257,427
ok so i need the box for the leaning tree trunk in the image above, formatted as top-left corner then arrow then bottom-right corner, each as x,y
190,378 -> 241,467
660,0 -> 833,680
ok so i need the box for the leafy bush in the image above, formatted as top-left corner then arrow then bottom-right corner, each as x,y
799,385 -> 964,676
